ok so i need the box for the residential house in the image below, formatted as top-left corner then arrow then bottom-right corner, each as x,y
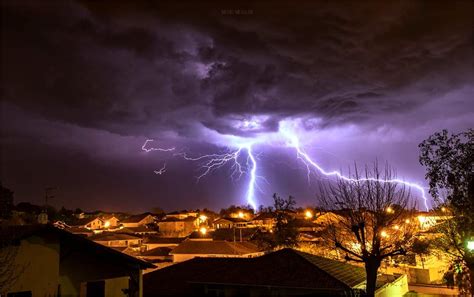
139,247 -> 173,262
157,216 -> 199,237
170,238 -> 262,262
250,212 -> 275,230
89,232 -> 142,247
121,213 -> 156,228
142,236 -> 185,250
213,217 -> 248,229
144,248 -> 408,297
69,217 -> 103,230
100,214 -> 120,228
415,211 -> 451,231
0,225 -> 154,297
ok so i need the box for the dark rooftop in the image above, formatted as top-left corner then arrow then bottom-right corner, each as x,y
121,213 -> 154,223
144,248 -> 365,296
0,225 -> 154,269
170,239 -> 260,255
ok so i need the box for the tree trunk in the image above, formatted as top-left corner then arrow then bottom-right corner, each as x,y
365,258 -> 381,297
467,262 -> 474,296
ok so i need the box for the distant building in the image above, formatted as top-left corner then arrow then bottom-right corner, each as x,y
213,217 -> 248,229
0,225 -> 154,297
89,232 -> 142,247
144,248 -> 408,297
143,236 -> 185,250
139,247 -> 173,262
69,217 -> 103,230
121,213 -> 155,228
100,214 -> 120,228
165,210 -> 198,220
157,216 -> 199,237
170,238 -> 261,262
251,212 -> 275,230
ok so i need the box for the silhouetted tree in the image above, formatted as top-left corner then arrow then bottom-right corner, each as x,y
419,129 -> 474,294
255,194 -> 299,249
219,205 -> 254,217
318,163 -> 415,297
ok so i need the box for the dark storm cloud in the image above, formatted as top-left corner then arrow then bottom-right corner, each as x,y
2,0 -> 472,139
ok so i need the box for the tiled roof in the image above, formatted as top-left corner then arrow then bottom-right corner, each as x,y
159,216 -> 197,222
69,217 -> 99,226
141,247 -> 172,257
144,248 -> 363,296
295,250 -> 366,287
252,212 -> 275,220
121,213 -> 154,223
170,239 -> 259,255
89,232 -> 141,241
214,217 -> 248,223
144,236 -> 186,244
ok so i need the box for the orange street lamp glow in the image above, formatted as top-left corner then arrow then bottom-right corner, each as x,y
386,207 -> 393,214
381,231 -> 389,238
238,211 -> 244,218
199,227 -> 207,235
418,216 -> 426,223
393,225 -> 400,230
305,210 -> 313,219
405,219 -> 410,224
441,207 -> 447,212
104,221 -> 110,228
199,215 -> 207,222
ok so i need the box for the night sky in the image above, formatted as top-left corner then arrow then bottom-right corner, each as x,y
1,0 -> 473,212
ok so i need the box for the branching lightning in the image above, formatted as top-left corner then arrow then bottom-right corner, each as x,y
282,129 -> 429,210
142,120 -> 431,211
177,144 -> 260,209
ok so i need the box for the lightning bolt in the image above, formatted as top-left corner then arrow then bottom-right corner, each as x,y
141,121 -> 431,211
178,144 -> 260,209
154,163 -> 167,175
141,139 -> 175,153
282,130 -> 429,210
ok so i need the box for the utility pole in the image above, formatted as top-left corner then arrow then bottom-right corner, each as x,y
44,187 -> 56,209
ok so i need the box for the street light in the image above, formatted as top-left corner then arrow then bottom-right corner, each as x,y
467,240 -> 474,251
199,227 -> 207,235
305,210 -> 313,219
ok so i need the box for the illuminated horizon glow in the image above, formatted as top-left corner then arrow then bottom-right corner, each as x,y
142,119 -> 431,211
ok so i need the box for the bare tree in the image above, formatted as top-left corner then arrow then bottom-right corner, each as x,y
0,227 -> 27,294
318,163 -> 415,297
